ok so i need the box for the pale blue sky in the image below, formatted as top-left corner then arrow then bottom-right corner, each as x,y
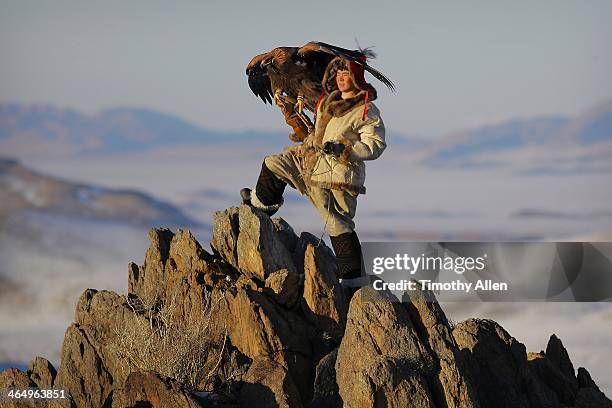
1,0 -> 611,136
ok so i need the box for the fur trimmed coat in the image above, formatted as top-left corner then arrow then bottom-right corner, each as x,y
295,88 -> 386,195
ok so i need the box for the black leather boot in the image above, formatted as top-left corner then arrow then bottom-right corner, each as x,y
330,231 -> 364,301
241,161 -> 286,216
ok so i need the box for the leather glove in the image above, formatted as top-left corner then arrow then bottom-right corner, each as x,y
322,141 -> 346,156
280,103 -> 309,142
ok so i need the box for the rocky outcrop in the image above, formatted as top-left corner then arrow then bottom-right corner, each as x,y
111,370 -> 202,408
575,368 -> 612,408
225,282 -> 313,401
453,318 -> 541,408
301,234 -> 347,341
405,286 -> 480,408
213,205 -> 297,281
0,368 -> 37,408
27,357 -> 57,389
264,268 -> 301,307
2,204 -> 611,408
311,348 -> 341,407
335,287 -> 436,407
452,318 -> 612,408
238,358 -> 303,408
53,323 -> 113,407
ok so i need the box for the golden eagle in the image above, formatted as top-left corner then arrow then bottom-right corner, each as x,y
246,41 -> 394,130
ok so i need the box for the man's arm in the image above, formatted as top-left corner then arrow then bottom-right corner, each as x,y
338,105 -> 386,163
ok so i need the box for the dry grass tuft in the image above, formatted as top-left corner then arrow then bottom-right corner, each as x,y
110,284 -> 228,391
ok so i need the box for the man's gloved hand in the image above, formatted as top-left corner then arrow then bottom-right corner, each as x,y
280,103 -> 309,142
322,141 -> 346,156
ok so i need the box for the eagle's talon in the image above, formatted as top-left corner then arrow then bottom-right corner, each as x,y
295,94 -> 305,115
273,89 -> 283,107
294,95 -> 314,133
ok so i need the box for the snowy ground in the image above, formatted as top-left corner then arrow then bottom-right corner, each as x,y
1,144 -> 611,395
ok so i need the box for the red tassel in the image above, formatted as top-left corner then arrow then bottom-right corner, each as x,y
315,92 -> 325,113
362,90 -> 369,120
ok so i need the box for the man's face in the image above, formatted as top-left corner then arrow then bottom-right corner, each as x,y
336,69 -> 358,93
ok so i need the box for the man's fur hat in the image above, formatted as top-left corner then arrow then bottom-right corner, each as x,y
321,57 -> 378,99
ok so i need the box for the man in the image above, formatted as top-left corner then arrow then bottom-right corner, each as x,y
241,56 -> 386,294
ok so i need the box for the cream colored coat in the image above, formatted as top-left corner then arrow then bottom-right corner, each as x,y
303,99 -> 386,194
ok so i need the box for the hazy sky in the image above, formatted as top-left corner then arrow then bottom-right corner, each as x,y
1,0 -> 611,137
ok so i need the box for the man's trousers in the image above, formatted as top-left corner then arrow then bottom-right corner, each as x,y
262,149 -> 358,237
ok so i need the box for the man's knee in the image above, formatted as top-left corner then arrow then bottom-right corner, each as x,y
263,154 -> 287,176
326,218 -> 355,236
264,152 -> 286,165
263,154 -> 274,168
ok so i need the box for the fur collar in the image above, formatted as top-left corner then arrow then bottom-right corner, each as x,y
312,89 -> 376,148
323,89 -> 376,117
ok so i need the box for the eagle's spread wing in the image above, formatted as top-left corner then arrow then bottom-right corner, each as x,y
246,46 -> 325,109
245,42 -> 395,108
298,41 -> 396,92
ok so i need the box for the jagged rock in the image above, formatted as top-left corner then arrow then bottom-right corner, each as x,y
131,228 -> 232,305
271,217 -> 299,253
60,276 -> 232,405
404,286 -> 480,408
54,323 -> 114,408
292,232 -> 331,272
0,367 -> 35,388
238,358 -> 303,408
225,285 -> 314,401
301,240 -> 347,341
546,334 -> 578,387
128,227 -> 233,355
528,351 -> 577,406
8,210 -> 612,408
27,356 -> 56,389
527,351 -> 612,408
575,367 -> 612,408
0,367 -> 36,408
212,206 -> 297,281
205,342 -> 252,395
578,367 -> 599,389
335,287 -> 436,407
0,367 -> 69,407
236,274 -> 259,291
73,289 -> 141,386
453,318 -> 556,408
236,205 -> 297,281
167,229 -> 218,284
0,367 -> 63,408
164,229 -> 233,324
310,348 -> 342,408
265,268 -> 301,306
111,370 -> 201,408
211,206 -> 241,269
128,228 -> 175,303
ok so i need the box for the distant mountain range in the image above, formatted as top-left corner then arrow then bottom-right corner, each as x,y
0,101 -> 611,172
0,157 -> 199,227
414,100 -> 612,172
0,104 -> 288,155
